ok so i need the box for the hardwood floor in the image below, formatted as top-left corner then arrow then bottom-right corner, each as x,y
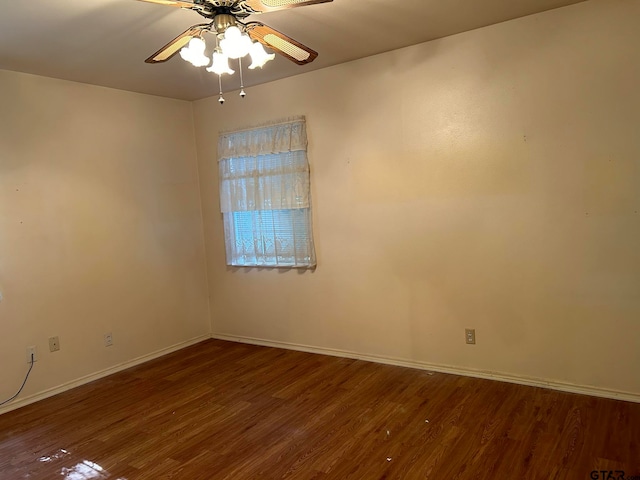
1,339 -> 639,480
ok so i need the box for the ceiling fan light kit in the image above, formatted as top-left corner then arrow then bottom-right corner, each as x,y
139,0 -> 332,103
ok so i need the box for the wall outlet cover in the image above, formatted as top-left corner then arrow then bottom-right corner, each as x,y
465,329 -> 476,345
49,336 -> 60,352
27,346 -> 38,363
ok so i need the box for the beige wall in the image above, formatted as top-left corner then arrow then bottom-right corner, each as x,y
0,70 -> 210,410
193,0 -> 640,395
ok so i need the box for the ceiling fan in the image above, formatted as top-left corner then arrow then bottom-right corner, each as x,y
139,0 -> 333,66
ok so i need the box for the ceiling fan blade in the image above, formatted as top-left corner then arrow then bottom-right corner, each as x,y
137,0 -> 197,8
145,25 -> 207,63
244,0 -> 333,12
245,22 -> 317,65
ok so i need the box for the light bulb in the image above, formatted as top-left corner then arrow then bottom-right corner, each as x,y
248,41 -> 275,69
206,51 -> 235,75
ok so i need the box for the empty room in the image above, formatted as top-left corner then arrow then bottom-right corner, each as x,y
1,0 -> 639,478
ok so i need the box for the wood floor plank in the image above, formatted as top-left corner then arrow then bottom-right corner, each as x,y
1,339 -> 639,479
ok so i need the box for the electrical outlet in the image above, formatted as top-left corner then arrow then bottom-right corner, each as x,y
49,336 -> 60,352
104,333 -> 113,347
27,346 -> 37,363
465,328 -> 476,345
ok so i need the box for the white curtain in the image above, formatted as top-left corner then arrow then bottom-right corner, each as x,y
219,151 -> 310,212
218,117 -> 316,267
218,117 -> 308,162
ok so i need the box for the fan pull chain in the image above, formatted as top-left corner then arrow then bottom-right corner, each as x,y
215,34 -> 225,105
238,57 -> 246,98
218,74 -> 225,105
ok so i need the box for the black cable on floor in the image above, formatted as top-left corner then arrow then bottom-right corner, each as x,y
0,354 -> 35,407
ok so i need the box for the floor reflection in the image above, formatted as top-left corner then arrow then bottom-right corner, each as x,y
61,460 -> 108,480
38,448 -> 69,462
35,449 -> 127,480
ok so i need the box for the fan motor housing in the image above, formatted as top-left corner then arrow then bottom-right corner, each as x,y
213,13 -> 238,33
193,1 -> 257,20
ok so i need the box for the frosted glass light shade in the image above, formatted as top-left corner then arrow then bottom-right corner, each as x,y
248,41 -> 275,69
180,37 -> 210,67
189,37 -> 206,53
220,27 -> 252,59
207,51 -> 235,75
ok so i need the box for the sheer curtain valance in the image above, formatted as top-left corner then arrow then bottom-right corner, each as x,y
218,117 -> 307,161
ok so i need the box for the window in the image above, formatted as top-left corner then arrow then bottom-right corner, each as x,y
218,117 -> 316,267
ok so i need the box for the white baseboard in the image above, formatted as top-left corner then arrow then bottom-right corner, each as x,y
212,332 -> 640,404
4,331 -> 636,416
0,334 -> 210,415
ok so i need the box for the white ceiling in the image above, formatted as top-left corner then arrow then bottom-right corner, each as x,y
0,0 -> 587,101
